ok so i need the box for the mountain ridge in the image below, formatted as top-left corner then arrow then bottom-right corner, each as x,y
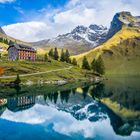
74,11 -> 140,75
31,24 -> 108,55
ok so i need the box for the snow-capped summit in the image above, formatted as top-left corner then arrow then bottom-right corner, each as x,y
107,11 -> 140,39
32,24 -> 108,54
48,24 -> 108,47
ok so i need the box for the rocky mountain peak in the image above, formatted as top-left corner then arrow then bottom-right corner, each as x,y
107,11 -> 139,39
71,25 -> 88,34
89,24 -> 107,31
68,24 -> 108,45
32,24 -> 108,53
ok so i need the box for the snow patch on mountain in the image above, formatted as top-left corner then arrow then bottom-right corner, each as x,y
32,24 -> 108,49
49,24 -> 108,48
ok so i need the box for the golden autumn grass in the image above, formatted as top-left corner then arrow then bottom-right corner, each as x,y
73,27 -> 140,75
101,98 -> 140,120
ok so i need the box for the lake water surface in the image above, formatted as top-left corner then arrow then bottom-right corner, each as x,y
0,77 -> 140,140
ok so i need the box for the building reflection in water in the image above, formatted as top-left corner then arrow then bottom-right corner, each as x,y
0,98 -> 7,106
0,98 -> 7,116
7,95 -> 35,112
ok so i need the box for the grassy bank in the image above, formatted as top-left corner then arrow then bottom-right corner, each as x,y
0,60 -> 95,83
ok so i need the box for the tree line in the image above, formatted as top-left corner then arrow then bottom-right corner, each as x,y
0,37 -> 15,45
82,56 -> 105,75
44,47 -> 77,66
45,48 -> 105,75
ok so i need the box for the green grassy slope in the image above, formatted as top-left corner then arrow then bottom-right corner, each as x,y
0,60 -> 93,83
0,34 -> 93,83
74,27 -> 140,75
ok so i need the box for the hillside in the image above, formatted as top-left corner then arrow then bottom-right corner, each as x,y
0,30 -> 31,53
0,59 -> 95,83
75,27 -> 140,75
74,12 -> 140,75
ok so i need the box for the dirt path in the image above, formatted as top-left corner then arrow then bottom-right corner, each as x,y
0,66 -> 73,79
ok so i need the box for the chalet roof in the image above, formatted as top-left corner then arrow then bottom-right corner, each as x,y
7,43 -> 36,52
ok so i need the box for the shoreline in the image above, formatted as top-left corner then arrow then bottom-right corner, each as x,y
0,76 -> 102,87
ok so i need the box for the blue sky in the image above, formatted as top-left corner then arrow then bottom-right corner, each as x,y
1,0 -> 140,42
0,0 -> 68,26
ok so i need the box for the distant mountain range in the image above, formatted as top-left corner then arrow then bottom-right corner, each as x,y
31,12 -> 140,55
31,24 -> 108,55
32,24 -> 108,47
0,24 -> 108,55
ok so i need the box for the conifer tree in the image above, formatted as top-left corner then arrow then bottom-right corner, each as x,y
14,74 -> 21,85
48,48 -> 54,58
9,40 -> 14,45
44,53 -> 48,61
3,39 -> 8,44
54,47 -> 59,60
60,49 -> 65,62
96,56 -> 105,75
82,56 -> 90,70
65,49 -> 70,63
0,38 -> 3,42
91,59 -> 97,72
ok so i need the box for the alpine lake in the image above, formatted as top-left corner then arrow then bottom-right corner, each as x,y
0,77 -> 140,140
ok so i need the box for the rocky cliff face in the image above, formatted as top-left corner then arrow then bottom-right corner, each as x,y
46,24 -> 108,48
107,11 -> 140,39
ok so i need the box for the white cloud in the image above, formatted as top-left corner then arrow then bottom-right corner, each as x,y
0,0 -> 15,3
3,22 -> 50,42
1,104 -> 115,139
2,103 -> 140,139
2,0 -> 140,42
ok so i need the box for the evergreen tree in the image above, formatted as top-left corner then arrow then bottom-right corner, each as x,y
96,56 -> 105,75
54,47 -> 59,60
0,38 -> 4,43
0,38 -> 3,42
3,39 -> 8,45
44,53 -> 48,61
9,40 -> 14,45
72,58 -> 77,65
5,39 -> 9,44
65,49 -> 70,63
60,49 -> 65,62
82,56 -> 90,70
91,59 -> 97,72
48,48 -> 54,58
14,74 -> 21,85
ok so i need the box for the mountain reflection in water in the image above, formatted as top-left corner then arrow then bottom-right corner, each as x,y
0,78 -> 140,140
